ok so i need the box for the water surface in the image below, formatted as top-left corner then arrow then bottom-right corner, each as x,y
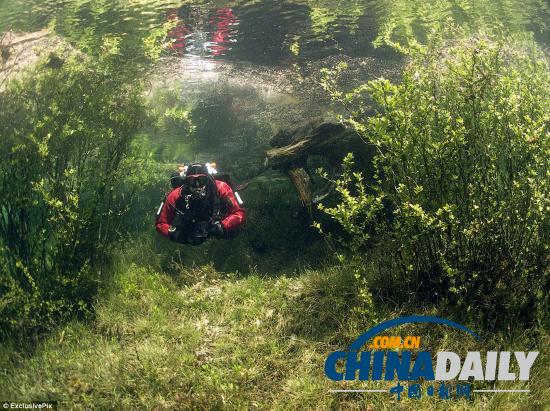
1,0 -> 548,66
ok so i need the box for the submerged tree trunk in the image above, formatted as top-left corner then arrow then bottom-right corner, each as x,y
264,118 -> 365,209
287,167 -> 311,209
265,120 -> 348,169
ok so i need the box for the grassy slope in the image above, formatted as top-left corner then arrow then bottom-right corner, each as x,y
1,262 -> 547,410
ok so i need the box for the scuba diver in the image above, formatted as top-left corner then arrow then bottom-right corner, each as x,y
156,163 -> 246,245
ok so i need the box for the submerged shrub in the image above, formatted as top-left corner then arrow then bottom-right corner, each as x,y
320,31 -> 549,329
0,51 -> 146,336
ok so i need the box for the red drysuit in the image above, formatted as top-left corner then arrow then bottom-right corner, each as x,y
156,179 -> 245,238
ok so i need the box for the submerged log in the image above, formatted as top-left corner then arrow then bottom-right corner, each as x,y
265,118 -> 362,209
1,29 -> 66,90
1,29 -> 50,48
265,120 -> 350,169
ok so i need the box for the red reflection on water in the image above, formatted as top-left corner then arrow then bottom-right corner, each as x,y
209,8 -> 237,56
166,9 -> 191,53
166,7 -> 238,57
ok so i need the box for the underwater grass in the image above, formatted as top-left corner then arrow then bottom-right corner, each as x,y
0,263 -> 547,410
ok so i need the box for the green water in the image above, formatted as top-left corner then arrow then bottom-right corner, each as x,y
1,0 -> 548,65
1,0 -> 548,181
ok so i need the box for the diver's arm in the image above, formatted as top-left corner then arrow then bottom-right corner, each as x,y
156,189 -> 179,238
217,181 -> 246,232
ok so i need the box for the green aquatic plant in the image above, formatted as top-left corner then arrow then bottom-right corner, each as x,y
144,85 -> 195,162
0,48 -> 147,335
320,29 -> 549,329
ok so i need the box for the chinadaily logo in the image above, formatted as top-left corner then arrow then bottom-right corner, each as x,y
325,316 -> 538,401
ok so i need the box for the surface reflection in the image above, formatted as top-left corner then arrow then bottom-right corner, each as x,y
0,0 -> 548,66
167,6 -> 239,58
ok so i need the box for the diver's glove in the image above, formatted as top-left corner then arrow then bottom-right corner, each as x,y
168,225 -> 185,243
208,220 -> 225,238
